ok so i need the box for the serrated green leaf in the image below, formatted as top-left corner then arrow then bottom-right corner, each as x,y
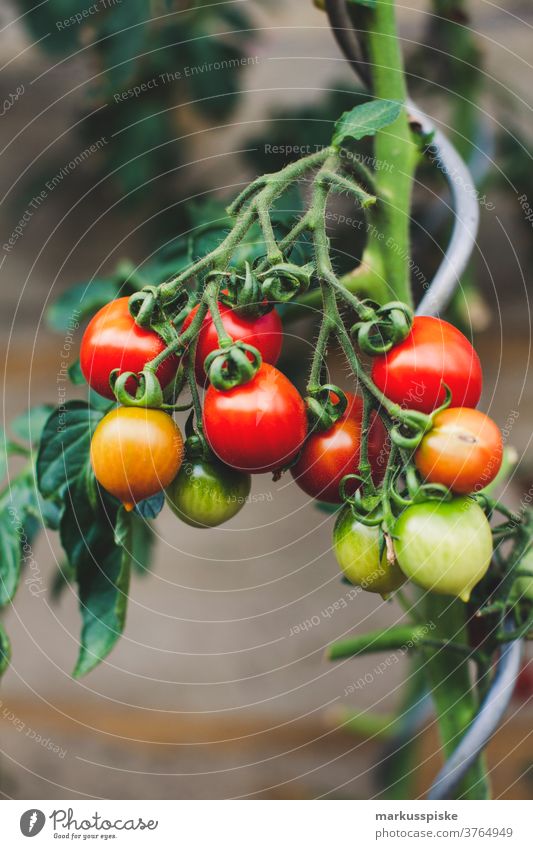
0,621 -> 11,678
332,99 -> 402,147
11,405 -> 55,446
37,401 -> 103,501
60,479 -> 130,678
0,509 -> 22,607
46,279 -> 120,333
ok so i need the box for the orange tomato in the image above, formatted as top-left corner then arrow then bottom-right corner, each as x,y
415,407 -> 503,494
90,407 -> 183,510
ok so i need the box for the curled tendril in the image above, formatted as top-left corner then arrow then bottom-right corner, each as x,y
416,482 -> 454,503
305,384 -> 348,431
390,410 -> 432,450
387,465 -> 453,512
209,265 -> 271,318
128,287 -> 160,327
431,383 -> 453,418
110,368 -> 164,408
204,341 -> 262,391
259,262 -> 313,303
404,466 -> 453,504
352,300 -> 414,355
340,477 -> 384,526
227,262 -> 267,318
388,468 -> 414,509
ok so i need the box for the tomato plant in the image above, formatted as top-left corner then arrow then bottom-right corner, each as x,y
166,456 -> 251,528
80,298 -> 178,399
1,0 -> 529,807
90,407 -> 184,510
415,407 -> 503,494
291,392 -> 388,503
203,363 -> 307,473
181,302 -> 283,385
393,497 -> 493,602
371,316 -> 482,413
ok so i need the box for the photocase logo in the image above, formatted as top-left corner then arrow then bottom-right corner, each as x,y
20,810 -> 46,837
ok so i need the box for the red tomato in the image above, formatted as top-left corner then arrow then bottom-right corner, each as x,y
291,393 -> 388,503
182,302 -> 282,384
415,407 -> 503,494
203,363 -> 307,473
80,298 -> 177,399
371,316 -> 482,413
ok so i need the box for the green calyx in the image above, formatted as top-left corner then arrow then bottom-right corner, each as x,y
352,300 -> 414,355
110,368 -> 164,408
204,341 -> 262,391
128,287 -> 159,327
305,384 -> 348,432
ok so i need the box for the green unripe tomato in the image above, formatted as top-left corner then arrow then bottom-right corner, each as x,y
394,497 -> 493,603
166,457 -> 251,529
333,506 -> 407,597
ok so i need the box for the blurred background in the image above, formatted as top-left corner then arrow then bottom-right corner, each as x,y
0,0 -> 532,799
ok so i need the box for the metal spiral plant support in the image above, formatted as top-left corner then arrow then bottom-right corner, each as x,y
325,0 -> 523,800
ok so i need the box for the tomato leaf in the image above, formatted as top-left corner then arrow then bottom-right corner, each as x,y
135,491 -> 165,520
0,621 -> 11,678
46,279 -> 120,333
68,358 -> 86,386
37,401 -> 103,501
97,0 -> 147,93
0,509 -> 22,607
116,508 -> 154,576
332,99 -> 402,147
60,476 -> 130,678
131,516 -> 154,576
11,405 -> 55,446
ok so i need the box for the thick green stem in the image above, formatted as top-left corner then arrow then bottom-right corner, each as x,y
422,595 -> 490,799
362,0 -> 418,307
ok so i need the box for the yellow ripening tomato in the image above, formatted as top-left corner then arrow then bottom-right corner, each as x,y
90,407 -> 183,510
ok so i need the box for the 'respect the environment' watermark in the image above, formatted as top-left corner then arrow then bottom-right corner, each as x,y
114,56 -> 260,103
2,138 -> 108,254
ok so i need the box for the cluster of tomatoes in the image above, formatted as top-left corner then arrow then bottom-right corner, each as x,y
81,295 -> 503,603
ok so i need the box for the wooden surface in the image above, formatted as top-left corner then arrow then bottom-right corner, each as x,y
1,698 -> 531,799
